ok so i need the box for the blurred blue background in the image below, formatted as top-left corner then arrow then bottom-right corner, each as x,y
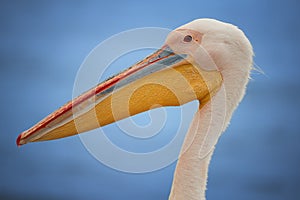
1,0 -> 300,199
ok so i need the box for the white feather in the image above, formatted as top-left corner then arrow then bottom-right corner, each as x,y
169,19 -> 253,200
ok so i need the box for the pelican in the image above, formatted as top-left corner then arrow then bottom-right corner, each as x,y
17,19 -> 253,200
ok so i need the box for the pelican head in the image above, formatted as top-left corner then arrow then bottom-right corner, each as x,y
17,18 -> 253,153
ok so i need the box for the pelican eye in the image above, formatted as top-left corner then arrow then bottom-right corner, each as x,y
183,35 -> 193,42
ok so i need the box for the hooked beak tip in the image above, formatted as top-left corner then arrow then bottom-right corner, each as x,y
16,134 -> 23,147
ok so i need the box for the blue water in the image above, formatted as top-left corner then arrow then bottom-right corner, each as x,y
1,0 -> 300,199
